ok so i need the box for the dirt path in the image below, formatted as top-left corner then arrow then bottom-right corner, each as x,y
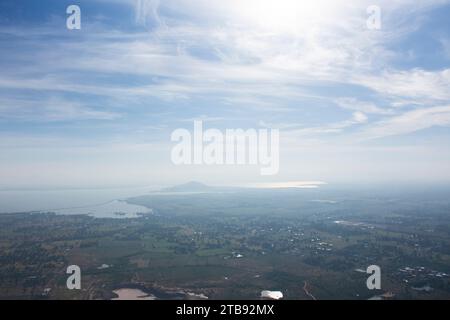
303,281 -> 317,300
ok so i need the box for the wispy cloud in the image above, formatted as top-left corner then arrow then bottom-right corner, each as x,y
135,0 -> 162,27
335,98 -> 394,115
355,68 -> 450,103
0,97 -> 120,122
357,105 -> 450,140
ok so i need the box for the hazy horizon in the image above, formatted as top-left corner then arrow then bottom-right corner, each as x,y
1,0 -> 450,189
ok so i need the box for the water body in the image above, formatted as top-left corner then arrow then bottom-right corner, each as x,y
261,290 -> 283,300
52,200 -> 152,219
111,286 -> 207,300
0,186 -> 158,214
112,288 -> 157,300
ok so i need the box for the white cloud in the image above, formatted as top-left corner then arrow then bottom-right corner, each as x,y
134,0 -> 162,27
1,0 -> 449,119
0,97 -> 120,122
336,98 -> 394,115
353,111 -> 368,124
354,68 -> 450,102
357,105 -> 450,140
276,111 -> 369,139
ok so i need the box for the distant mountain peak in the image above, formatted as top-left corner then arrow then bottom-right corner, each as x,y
182,181 -> 209,188
160,181 -> 212,193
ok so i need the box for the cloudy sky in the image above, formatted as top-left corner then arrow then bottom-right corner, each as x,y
0,0 -> 450,189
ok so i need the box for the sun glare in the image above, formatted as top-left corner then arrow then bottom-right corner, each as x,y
234,0 -> 344,33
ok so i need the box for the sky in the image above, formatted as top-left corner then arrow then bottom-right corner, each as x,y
0,0 -> 450,189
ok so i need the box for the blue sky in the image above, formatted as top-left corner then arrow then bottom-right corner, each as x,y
1,0 -> 450,189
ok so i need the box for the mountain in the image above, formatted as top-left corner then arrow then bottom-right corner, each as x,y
160,181 -> 216,193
